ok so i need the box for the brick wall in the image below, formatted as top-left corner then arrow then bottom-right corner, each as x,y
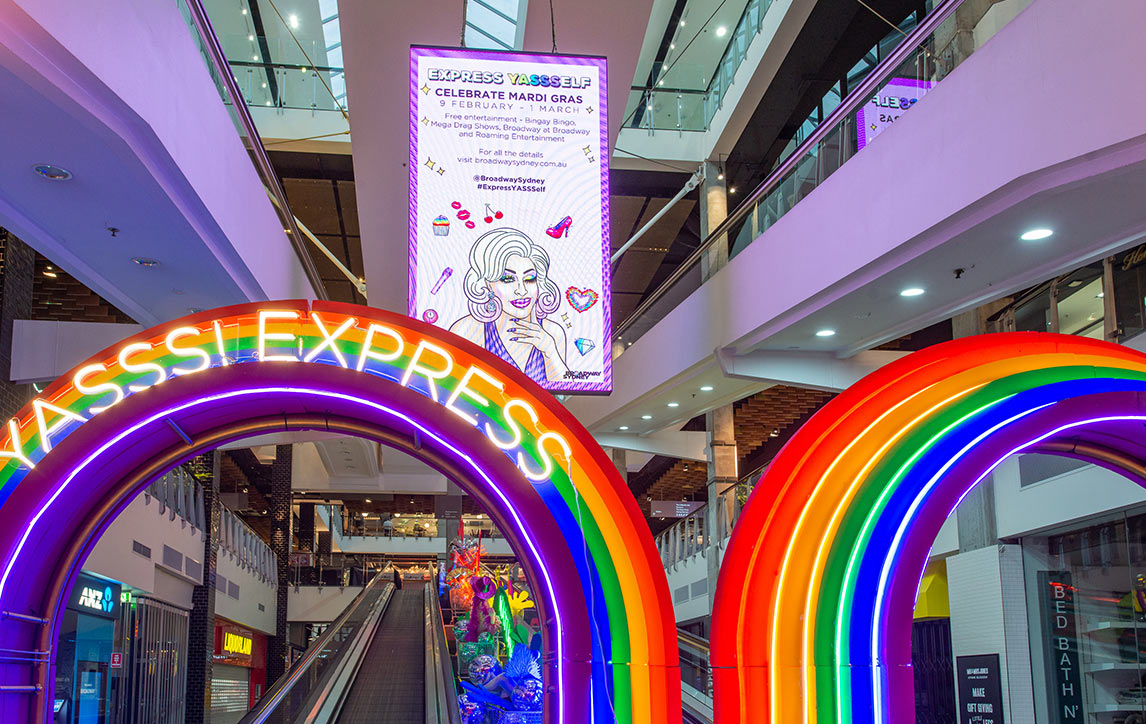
185,452 -> 220,724
266,444 -> 293,684
0,230 -> 35,420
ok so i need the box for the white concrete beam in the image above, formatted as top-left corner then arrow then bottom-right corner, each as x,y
716,348 -> 908,392
10,319 -> 141,383
594,429 -> 708,461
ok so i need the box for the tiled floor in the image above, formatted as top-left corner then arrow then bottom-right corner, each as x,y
336,583 -> 426,723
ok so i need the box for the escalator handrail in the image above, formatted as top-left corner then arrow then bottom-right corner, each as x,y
240,565 -> 393,723
425,568 -> 462,724
677,628 -> 710,653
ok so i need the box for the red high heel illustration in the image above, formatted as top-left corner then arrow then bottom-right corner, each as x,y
546,215 -> 572,239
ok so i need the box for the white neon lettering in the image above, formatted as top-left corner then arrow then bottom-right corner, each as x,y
73,364 -> 124,414
33,398 -> 87,453
303,313 -> 356,367
517,432 -> 572,483
258,310 -> 299,362
118,343 -> 167,393
400,340 -> 453,402
355,324 -> 405,372
486,398 -> 532,450
165,327 -> 211,376
0,419 -> 35,469
446,365 -> 503,426
213,320 -> 230,366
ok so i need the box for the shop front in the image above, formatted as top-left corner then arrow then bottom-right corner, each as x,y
53,572 -> 122,724
210,619 -> 267,724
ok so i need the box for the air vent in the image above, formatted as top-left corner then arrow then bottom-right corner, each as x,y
215,574 -> 228,593
690,579 -> 708,598
258,603 -> 265,612
227,582 -> 240,600
673,585 -> 690,604
162,545 -> 183,571
132,540 -> 151,559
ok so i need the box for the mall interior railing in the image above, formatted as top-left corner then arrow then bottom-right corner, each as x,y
657,480 -> 759,570
173,0 -> 329,300
220,507 -> 277,584
626,0 -> 778,132
145,468 -> 205,531
678,628 -> 712,704
614,0 -> 1030,348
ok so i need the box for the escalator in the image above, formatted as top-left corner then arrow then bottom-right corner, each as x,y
239,570 -> 459,724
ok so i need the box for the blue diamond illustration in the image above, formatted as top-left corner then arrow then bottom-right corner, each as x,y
574,338 -> 595,356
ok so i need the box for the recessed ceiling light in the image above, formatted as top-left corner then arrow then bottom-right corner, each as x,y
132,257 -> 160,267
618,426 -> 629,431
241,7 -> 247,14
43,271 -> 57,278
1097,292 -> 1105,299
716,26 -> 728,37
289,13 -> 299,29
188,307 -> 204,314
815,329 -> 836,337
700,385 -> 714,392
32,164 -> 72,180
667,402 -> 679,408
365,498 -> 372,503
248,33 -> 254,41
641,414 -> 653,420
1020,228 -> 1053,241
1067,280 -> 1082,287
900,287 -> 925,297
679,20 -> 685,26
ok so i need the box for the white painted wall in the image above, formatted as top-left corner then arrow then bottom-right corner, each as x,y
994,456 -> 1146,539
288,586 -> 363,623
215,549 -> 277,635
82,492 -> 204,610
665,550 -> 709,623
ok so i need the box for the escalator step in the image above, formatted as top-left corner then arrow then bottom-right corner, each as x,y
336,583 -> 426,723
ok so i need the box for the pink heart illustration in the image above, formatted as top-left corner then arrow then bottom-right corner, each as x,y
565,286 -> 599,313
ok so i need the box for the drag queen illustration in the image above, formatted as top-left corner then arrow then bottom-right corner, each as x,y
449,228 -> 569,383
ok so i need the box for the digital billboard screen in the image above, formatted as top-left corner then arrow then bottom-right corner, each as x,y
409,47 -> 611,393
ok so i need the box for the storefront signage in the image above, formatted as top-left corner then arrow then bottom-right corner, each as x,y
223,631 -> 252,656
1039,570 -> 1083,722
856,77 -> 935,150
0,308 -> 574,485
409,47 -> 612,393
68,573 -> 120,619
649,500 -> 705,518
955,654 -> 1004,724
110,653 -> 122,668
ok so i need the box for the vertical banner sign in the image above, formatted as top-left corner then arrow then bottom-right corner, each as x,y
955,654 -> 1005,724
1039,571 -> 1083,722
409,47 -> 611,393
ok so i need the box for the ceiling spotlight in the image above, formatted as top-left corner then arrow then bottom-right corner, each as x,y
248,33 -> 254,41
679,20 -> 685,27
241,7 -> 247,14
188,307 -> 204,314
32,164 -> 72,181
716,26 -> 728,37
132,257 -> 160,267
700,385 -> 714,392
667,402 -> 680,408
43,270 -> 58,278
1097,292 -> 1105,299
619,426 -> 630,431
289,13 -> 299,29
1020,228 -> 1054,241
729,187 -> 737,194
815,329 -> 836,337
900,287 -> 925,297
683,463 -> 689,471
641,414 -> 653,420
365,498 -> 372,503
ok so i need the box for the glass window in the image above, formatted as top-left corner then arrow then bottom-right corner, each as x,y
1056,263 -> 1105,339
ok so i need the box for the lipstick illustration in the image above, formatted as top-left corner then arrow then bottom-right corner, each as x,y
431,267 -> 452,295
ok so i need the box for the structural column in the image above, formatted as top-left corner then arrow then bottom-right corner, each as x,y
185,452 -> 221,724
266,444 -> 293,684
698,160 -> 738,613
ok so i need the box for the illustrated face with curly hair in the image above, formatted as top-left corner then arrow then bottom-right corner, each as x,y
463,229 -> 560,323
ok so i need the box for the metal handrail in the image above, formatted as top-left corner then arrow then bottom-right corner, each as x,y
181,0 -> 329,301
425,569 -> 462,724
678,629 -> 710,653
239,566 -> 392,723
613,0 -> 965,342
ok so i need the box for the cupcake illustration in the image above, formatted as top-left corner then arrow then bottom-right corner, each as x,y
433,215 -> 450,236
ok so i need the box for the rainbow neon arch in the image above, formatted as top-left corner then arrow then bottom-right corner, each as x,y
0,301 -> 679,724
711,332 -> 1146,723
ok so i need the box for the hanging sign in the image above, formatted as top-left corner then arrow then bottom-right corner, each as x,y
409,46 -> 611,393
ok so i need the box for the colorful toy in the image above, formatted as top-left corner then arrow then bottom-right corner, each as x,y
465,575 -> 500,642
